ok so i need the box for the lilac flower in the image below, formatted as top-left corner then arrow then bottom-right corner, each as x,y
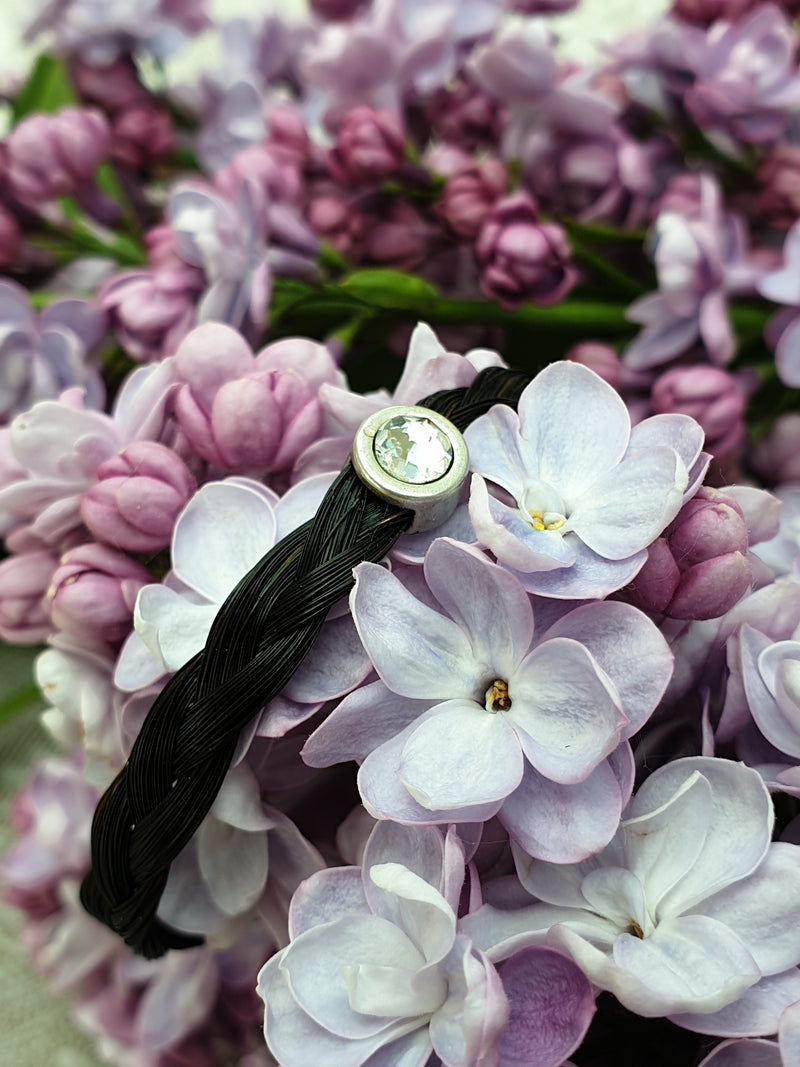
0,359 -> 175,549
476,192 -> 577,310
463,359 -> 706,598
624,174 -> 759,369
0,282 -> 105,425
172,322 -> 344,477
26,0 -> 209,65
5,107 -> 110,209
683,6 -> 800,147
728,614 -> 800,796
672,0 -> 761,23
436,159 -> 508,240
100,224 -> 205,363
35,637 -> 126,784
0,549 -> 58,644
80,440 -> 197,554
115,476 -> 371,737
46,541 -> 152,645
166,179 -> 274,340
621,485 -> 753,621
521,121 -> 652,229
300,0 -> 504,131
468,17 -> 620,166
462,757 -> 800,1032
758,219 -> 800,387
755,144 -> 800,228
698,1001 -> 800,1065
651,365 -> 749,458
258,821 -> 529,1067
304,537 -> 673,862
327,106 -> 406,186
158,762 -> 324,941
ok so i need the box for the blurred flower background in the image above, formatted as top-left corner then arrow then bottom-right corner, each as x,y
12,0 -> 800,1064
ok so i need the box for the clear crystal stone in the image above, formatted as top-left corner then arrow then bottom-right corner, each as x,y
373,415 -> 454,484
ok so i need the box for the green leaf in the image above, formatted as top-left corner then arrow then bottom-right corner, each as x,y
11,54 -> 76,121
339,270 -> 439,311
0,683 -> 41,727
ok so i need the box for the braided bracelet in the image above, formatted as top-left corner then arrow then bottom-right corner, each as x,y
79,364 -> 531,958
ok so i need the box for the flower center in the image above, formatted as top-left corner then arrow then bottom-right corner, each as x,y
528,510 -> 567,531
521,481 -> 568,532
484,678 -> 511,713
627,920 -> 644,939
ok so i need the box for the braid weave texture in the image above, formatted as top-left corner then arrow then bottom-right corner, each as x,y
80,365 -> 531,958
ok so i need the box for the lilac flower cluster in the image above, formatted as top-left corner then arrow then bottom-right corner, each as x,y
3,1 -> 800,1065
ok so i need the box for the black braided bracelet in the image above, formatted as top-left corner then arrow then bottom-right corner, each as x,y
79,365 -> 531,958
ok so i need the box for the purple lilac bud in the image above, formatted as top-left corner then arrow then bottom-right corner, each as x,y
214,143 -> 304,218
110,103 -> 175,169
476,192 -> 577,310
651,365 -> 748,458
5,108 -> 110,207
265,106 -> 312,169
623,486 -> 752,620
80,441 -> 196,554
671,0 -> 762,24
310,0 -> 370,21
326,106 -> 405,187
509,0 -> 578,10
436,158 -> 508,239
46,543 -> 152,644
69,56 -> 149,112
565,342 -> 623,390
751,413 -> 800,483
99,225 -> 204,362
360,200 -> 427,270
172,323 -> 342,476
0,550 -> 58,644
755,145 -> 800,228
0,207 -> 21,269
306,193 -> 365,261
425,78 -> 503,150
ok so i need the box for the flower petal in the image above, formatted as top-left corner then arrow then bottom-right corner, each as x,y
517,362 -> 631,499
422,538 -> 534,676
172,480 -> 276,602
568,447 -> 686,559
399,701 -> 524,810
510,639 -> 625,783
500,758 -> 624,863
350,562 -> 478,699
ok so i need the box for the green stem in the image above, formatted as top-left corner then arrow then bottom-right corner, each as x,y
37,218 -> 146,267
563,225 -> 649,299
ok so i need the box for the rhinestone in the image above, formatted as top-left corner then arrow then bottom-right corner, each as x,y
373,415 -> 454,484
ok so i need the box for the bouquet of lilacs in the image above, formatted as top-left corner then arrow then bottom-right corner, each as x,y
7,0 -> 800,1064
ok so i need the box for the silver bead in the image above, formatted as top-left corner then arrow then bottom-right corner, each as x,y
351,405 -> 470,533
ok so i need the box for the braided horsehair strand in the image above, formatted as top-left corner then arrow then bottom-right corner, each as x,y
79,365 -> 532,958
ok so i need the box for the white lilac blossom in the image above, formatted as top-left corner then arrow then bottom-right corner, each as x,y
758,218 -> 800,387
257,820 -> 595,1067
461,757 -> 800,1033
158,762 -> 324,943
116,475 -> 371,736
0,280 -> 105,423
728,617 -> 800,796
698,1000 -> 800,1065
25,0 -> 209,65
304,537 -> 673,861
624,175 -> 759,370
463,359 -> 706,598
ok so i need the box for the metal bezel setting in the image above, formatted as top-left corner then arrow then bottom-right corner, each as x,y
351,405 -> 470,533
